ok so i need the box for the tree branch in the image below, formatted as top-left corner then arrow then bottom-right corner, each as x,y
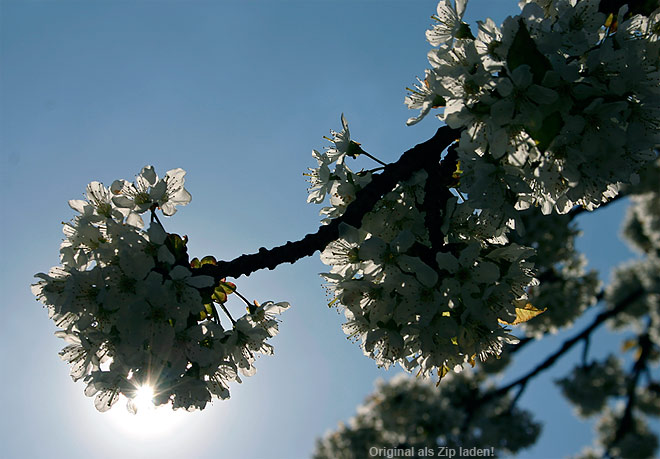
195,126 -> 461,280
607,321 -> 654,456
421,143 -> 458,255
478,288 -> 643,405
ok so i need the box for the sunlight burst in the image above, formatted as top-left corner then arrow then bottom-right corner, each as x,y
105,386 -> 186,437
133,385 -> 155,412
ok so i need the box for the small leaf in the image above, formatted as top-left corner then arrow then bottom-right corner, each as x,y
200,256 -> 217,266
216,281 -> 236,294
499,303 -> 547,325
436,364 -> 451,385
212,288 -> 227,303
165,233 -> 189,265
211,280 -> 235,303
507,19 -> 551,84
468,354 -> 477,368
621,338 -> 637,352
528,111 -> 563,153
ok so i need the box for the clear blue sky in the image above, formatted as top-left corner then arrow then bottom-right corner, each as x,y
1,1 -> 654,458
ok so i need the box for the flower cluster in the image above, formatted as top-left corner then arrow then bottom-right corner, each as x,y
605,249 -> 660,336
33,167 -> 289,412
571,154 -> 660,457
555,355 -> 625,417
314,372 -> 541,458
511,208 -> 601,337
622,190 -> 660,256
407,0 -> 660,216
305,114 -> 373,223
307,117 -> 539,379
578,405 -> 660,459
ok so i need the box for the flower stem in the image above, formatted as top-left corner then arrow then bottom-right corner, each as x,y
362,151 -> 387,166
218,302 -> 236,325
150,209 -> 165,229
234,290 -> 252,308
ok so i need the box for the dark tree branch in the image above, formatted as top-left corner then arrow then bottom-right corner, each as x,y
478,288 -> 643,405
422,143 -> 458,255
607,321 -> 654,457
194,126 -> 461,280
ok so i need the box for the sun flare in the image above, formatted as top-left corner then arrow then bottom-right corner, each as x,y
133,385 -> 155,412
106,385 -> 186,437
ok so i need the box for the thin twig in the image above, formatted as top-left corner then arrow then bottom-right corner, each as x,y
150,208 -> 164,228
581,335 -> 591,367
234,290 -> 252,308
509,380 -> 528,411
357,166 -> 385,176
606,321 -> 654,457
362,151 -> 388,166
219,302 -> 236,325
477,288 -> 643,405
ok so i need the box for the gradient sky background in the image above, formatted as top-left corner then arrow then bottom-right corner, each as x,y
1,1 -> 657,458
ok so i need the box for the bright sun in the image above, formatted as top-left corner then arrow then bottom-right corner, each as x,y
106,385 -> 186,437
133,385 -> 155,411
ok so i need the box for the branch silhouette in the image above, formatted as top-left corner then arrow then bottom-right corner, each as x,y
196,126 -> 461,280
479,288 -> 643,406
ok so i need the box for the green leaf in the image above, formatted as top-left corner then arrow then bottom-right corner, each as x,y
200,256 -> 217,266
212,281 -> 236,303
507,19 -> 551,84
217,281 -> 236,294
528,111 -> 563,152
165,233 -> 189,265
212,288 -> 227,303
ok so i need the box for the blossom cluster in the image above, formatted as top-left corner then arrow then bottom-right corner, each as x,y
513,208 -> 600,337
313,372 -> 541,458
572,155 -> 660,456
307,117 -> 538,379
33,166 -> 289,412
407,0 -> 659,217
574,405 -> 659,459
607,158 -> 660,338
307,1 -> 660,455
555,355 -> 625,417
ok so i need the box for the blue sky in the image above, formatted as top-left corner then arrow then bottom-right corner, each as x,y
1,1 -> 655,458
